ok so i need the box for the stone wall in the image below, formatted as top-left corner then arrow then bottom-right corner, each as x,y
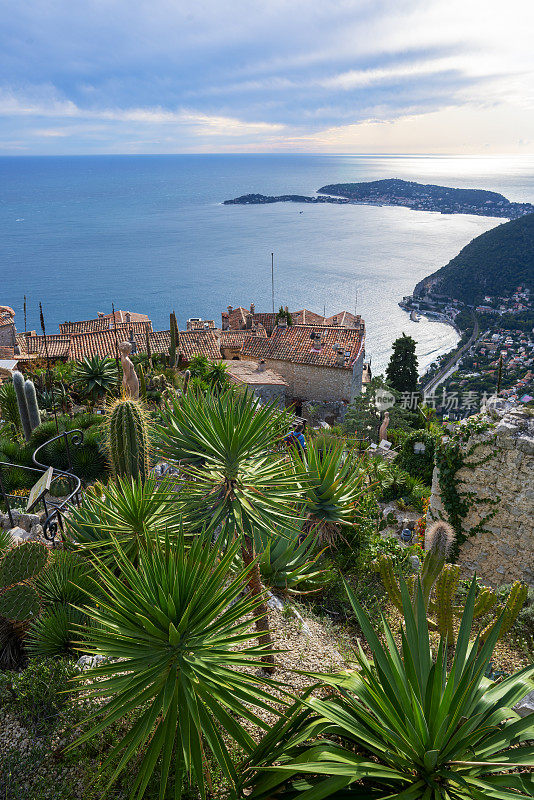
241,357 -> 363,404
428,401 -> 534,587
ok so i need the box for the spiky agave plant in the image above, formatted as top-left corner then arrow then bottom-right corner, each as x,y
27,550 -> 97,659
291,439 -> 367,545
243,578 -> 534,800
73,355 -> 118,402
68,530 -> 283,800
255,521 -> 333,597
66,476 -> 179,566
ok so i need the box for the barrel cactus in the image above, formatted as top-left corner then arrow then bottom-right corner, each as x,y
375,520 -> 528,646
106,397 -> 151,482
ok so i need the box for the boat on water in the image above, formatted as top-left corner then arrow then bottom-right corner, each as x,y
410,309 -> 420,322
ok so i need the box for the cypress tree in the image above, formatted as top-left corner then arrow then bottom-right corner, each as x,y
386,333 -> 418,394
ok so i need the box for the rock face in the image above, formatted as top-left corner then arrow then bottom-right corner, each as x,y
428,402 -> 534,587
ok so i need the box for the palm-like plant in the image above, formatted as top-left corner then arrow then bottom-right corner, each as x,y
73,355 -> 117,401
66,476 -> 179,565
244,578 -> 534,800
69,531 -> 281,800
156,387 -> 301,670
292,439 -> 367,544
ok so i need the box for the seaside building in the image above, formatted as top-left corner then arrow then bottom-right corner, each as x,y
223,359 -> 288,407
240,320 -> 365,406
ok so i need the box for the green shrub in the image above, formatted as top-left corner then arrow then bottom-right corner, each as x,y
0,658 -> 79,732
395,429 -> 437,484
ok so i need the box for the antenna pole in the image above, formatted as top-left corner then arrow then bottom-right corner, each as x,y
271,252 -> 275,314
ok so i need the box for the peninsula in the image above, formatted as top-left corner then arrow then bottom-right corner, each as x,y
224,178 -> 534,219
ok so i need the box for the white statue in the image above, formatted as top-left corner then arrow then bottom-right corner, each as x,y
119,341 -> 139,399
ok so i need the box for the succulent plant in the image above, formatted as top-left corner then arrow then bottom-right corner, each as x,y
23,378 -> 41,430
106,397 -> 151,482
375,520 -> 528,646
12,370 -> 32,441
0,381 -> 21,434
0,541 -> 50,668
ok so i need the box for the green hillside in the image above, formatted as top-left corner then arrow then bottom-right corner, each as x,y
414,212 -> 534,303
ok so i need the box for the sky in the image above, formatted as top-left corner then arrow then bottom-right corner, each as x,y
0,0 -> 533,155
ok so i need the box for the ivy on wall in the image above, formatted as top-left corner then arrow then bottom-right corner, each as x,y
434,416 -> 499,562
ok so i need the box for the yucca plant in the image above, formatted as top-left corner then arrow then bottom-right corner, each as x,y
66,476 -> 179,566
243,577 -> 534,800
156,387 -> 301,670
74,355 -> 117,401
291,439 -> 367,545
68,531 -> 282,800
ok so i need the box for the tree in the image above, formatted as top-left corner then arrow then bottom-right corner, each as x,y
343,377 -> 420,443
155,387 -> 301,672
386,333 -> 418,394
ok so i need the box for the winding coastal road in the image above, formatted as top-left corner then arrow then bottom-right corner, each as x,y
421,314 -> 480,395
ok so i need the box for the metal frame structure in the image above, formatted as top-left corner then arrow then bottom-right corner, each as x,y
0,429 -> 84,544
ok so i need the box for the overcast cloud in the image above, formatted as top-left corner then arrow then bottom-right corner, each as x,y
0,0 -> 532,154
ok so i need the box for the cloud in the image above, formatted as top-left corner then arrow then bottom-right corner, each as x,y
0,1 -> 533,153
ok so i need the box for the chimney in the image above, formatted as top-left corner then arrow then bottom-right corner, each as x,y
97,311 -> 104,318
250,302 -> 255,314
332,315 -> 338,325
245,313 -> 253,330
227,305 -> 233,314
257,359 -> 266,372
278,316 -> 287,328
125,311 -> 131,323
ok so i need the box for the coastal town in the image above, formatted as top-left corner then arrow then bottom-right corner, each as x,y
0,302 -> 368,423
399,286 -> 533,411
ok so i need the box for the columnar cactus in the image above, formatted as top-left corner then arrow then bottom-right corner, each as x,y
12,370 -> 32,441
106,397 -> 151,482
375,520 -> 528,646
24,379 -> 41,430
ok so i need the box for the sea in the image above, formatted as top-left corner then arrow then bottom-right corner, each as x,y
2,153 -> 534,373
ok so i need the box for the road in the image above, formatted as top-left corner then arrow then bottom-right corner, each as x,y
422,314 -> 480,395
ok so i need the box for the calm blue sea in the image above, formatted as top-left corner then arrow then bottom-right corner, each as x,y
2,154 -> 534,372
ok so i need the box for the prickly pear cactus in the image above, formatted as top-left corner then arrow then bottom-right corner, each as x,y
0,541 -> 49,623
106,397 -> 151,482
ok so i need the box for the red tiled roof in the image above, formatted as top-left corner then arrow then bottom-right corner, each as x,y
240,324 -> 365,369
60,317 -> 152,334
179,330 -> 222,361
24,335 -> 72,359
294,309 -> 327,325
222,306 -> 249,329
134,329 -> 171,355
324,311 -> 362,328
219,327 -> 267,348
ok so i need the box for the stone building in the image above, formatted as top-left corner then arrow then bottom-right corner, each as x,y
240,320 -> 365,407
428,400 -> 534,587
0,306 -> 17,359
224,360 -> 288,407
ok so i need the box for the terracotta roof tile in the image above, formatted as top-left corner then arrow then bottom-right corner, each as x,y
219,327 -> 267,348
24,335 -> 72,359
60,317 -> 152,334
324,311 -> 362,328
179,330 -> 221,361
294,309 -> 327,325
240,324 -> 365,369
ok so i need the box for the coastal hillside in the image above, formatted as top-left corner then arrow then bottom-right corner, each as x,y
414,212 -> 534,303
